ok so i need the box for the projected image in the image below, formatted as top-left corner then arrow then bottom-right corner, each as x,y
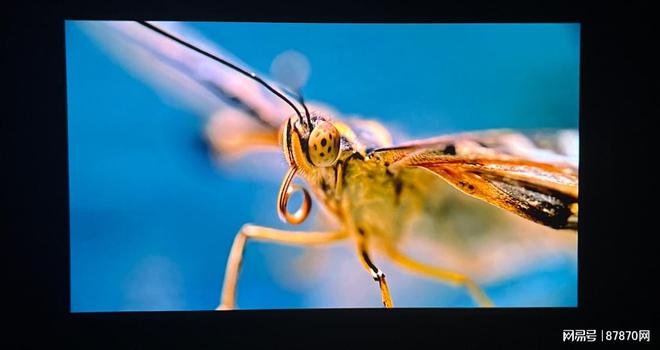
66,21 -> 579,311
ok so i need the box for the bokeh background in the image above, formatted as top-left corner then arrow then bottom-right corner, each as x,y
66,21 -> 580,312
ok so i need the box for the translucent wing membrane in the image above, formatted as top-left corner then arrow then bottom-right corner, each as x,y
79,21 -> 306,162
373,129 -> 579,229
79,21 -> 299,125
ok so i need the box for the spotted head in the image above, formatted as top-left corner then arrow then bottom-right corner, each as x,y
307,120 -> 342,166
279,111 -> 350,174
276,110 -> 357,225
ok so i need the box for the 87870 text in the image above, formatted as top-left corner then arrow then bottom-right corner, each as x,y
563,330 -> 650,342
604,330 -> 650,342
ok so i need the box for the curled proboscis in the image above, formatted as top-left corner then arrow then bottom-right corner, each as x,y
277,166 -> 311,224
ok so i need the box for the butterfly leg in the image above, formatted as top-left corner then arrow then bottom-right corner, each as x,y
383,245 -> 494,307
355,229 -> 394,308
217,224 -> 347,310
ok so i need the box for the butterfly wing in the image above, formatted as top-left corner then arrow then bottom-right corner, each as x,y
77,21 -> 303,158
78,21 -> 383,159
372,129 -> 579,229
78,21 -> 299,123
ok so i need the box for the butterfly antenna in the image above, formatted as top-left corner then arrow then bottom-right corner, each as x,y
278,83 -> 313,128
136,21 -> 305,126
295,89 -> 313,126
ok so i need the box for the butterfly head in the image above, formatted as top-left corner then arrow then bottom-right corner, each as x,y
280,111 -> 349,173
276,111 -> 359,225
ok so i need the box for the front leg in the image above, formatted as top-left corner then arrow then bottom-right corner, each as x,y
354,228 -> 394,308
218,224 -> 347,310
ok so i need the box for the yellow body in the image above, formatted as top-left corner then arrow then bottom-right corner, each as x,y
291,117 -> 567,269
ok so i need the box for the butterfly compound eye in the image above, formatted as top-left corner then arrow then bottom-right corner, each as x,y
308,121 -> 341,167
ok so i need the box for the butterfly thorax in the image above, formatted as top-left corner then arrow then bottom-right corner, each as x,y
280,111 -> 400,227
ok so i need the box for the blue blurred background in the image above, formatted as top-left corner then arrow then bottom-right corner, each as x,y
66,22 -> 579,312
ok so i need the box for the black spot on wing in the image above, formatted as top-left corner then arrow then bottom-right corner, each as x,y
487,177 -> 576,229
442,144 -> 456,155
